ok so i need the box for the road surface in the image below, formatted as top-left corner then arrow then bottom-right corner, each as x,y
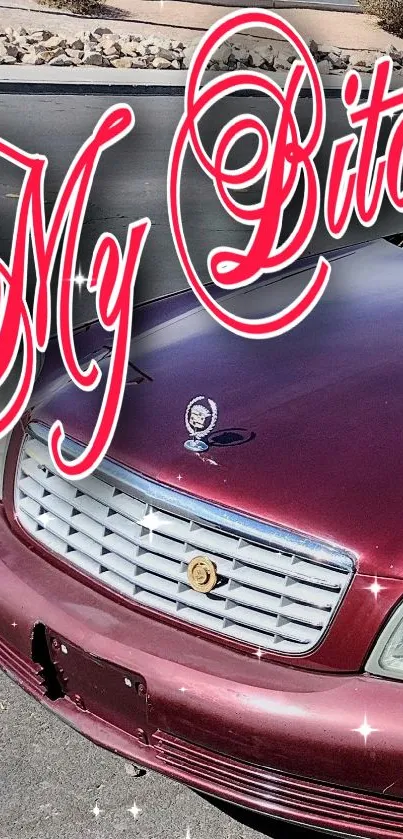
0,668 -> 318,839
0,85 -> 399,326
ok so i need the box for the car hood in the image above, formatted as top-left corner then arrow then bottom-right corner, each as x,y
33,239 -> 403,579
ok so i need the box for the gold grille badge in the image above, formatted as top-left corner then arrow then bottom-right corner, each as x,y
187,556 -> 217,593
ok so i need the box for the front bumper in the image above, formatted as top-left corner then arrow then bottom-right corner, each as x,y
1,507 -> 403,839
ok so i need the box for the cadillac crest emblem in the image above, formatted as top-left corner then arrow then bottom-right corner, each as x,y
187,556 -> 217,593
184,396 -> 218,452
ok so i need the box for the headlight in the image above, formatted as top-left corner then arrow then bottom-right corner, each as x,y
366,601 -> 403,680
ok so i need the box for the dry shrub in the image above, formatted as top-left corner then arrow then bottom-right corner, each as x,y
37,0 -> 101,15
359,0 -> 403,36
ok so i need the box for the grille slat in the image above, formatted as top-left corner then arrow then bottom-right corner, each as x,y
15,426 -> 355,655
21,444 -> 345,590
19,480 -> 340,613
19,472 -> 344,596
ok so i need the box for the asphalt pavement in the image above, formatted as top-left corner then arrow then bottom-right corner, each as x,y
0,87 -> 400,326
0,86 -> 400,839
0,670 -> 319,839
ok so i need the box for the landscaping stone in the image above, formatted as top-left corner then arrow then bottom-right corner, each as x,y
48,52 -> 74,65
111,56 -> 133,68
21,52 -> 44,64
82,50 -> 103,65
328,52 -> 348,69
66,48 -> 84,60
44,35 -> 66,50
68,37 -> 85,50
0,26 -> 400,74
0,43 -> 19,57
152,56 -> 171,69
317,59 -> 332,74
93,27 -> 112,36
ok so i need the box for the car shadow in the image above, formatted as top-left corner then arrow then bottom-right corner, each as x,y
197,793 -> 322,838
208,428 -> 256,448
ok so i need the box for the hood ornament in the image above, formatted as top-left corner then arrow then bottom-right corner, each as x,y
184,396 -> 218,452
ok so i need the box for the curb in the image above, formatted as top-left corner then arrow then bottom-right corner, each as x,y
273,0 -> 361,12
0,66 -> 400,88
140,0 -> 362,10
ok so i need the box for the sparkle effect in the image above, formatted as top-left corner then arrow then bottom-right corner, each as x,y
128,800 -> 142,821
139,510 -> 168,543
11,621 -> 17,628
255,647 -> 263,660
353,715 -> 379,745
39,512 -> 54,528
92,803 -> 102,818
366,576 -> 385,600
73,271 -> 88,292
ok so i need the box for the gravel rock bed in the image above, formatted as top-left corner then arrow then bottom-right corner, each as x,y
0,25 -> 403,73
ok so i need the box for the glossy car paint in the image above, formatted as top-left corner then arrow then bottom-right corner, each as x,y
34,239 -> 403,578
2,237 -> 403,838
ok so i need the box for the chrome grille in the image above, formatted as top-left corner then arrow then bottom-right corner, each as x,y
15,423 -> 355,655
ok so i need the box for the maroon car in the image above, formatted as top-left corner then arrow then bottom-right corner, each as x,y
2,235 -> 403,838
